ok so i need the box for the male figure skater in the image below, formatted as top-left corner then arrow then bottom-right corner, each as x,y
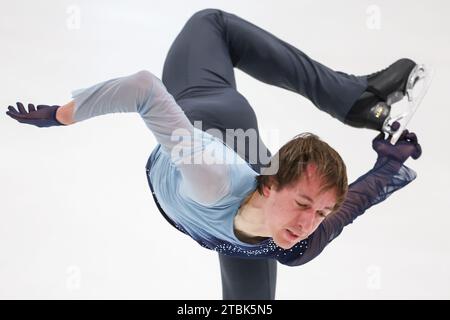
6,9 -> 424,299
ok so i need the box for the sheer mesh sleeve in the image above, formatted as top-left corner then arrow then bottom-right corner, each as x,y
281,159 -> 417,266
71,70 -> 230,205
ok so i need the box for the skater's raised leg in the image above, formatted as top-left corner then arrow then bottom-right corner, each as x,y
163,9 -> 429,133
163,8 -> 368,123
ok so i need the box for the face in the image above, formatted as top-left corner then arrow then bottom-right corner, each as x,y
262,163 -> 337,250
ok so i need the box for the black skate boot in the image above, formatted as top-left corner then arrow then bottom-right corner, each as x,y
344,58 -> 418,131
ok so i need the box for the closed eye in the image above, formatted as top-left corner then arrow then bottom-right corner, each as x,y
296,202 -> 307,208
296,201 -> 327,218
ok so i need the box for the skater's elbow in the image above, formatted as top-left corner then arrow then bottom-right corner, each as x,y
132,70 -> 155,94
122,70 -> 156,114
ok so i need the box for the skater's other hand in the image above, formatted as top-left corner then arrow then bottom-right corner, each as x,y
6,102 -> 64,128
372,122 -> 422,164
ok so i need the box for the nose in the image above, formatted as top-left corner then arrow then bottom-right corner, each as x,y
297,209 -> 316,235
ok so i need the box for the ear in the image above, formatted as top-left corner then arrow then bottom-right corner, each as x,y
262,176 -> 277,197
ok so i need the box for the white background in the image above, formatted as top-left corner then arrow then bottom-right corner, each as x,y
1,0 -> 449,299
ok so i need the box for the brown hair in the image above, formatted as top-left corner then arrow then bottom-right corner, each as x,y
256,132 -> 348,213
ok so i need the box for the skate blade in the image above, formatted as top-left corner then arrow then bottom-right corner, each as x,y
382,64 -> 434,145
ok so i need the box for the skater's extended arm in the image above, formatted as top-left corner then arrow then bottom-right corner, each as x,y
6,70 -> 231,205
281,130 -> 422,266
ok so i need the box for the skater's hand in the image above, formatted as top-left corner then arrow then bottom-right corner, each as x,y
372,122 -> 422,165
5,102 -> 64,128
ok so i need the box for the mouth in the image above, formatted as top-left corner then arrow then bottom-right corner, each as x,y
285,229 -> 300,241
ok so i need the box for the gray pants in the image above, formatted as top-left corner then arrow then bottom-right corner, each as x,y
161,8 -> 367,300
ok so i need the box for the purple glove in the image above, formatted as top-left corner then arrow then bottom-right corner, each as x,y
372,121 -> 422,167
6,102 -> 64,128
